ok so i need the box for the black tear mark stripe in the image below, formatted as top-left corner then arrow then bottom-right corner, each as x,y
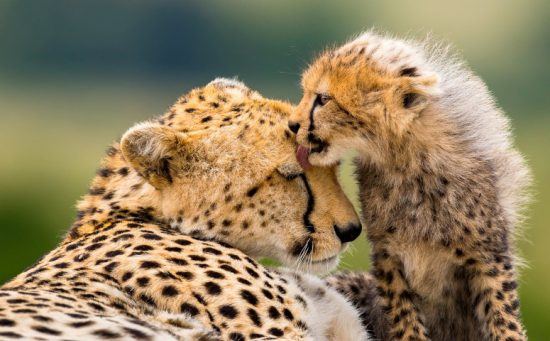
308,96 -> 321,131
245,174 -> 315,233
298,174 -> 316,233
309,95 -> 351,133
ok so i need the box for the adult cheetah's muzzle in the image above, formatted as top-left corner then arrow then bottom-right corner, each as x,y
290,223 -> 362,258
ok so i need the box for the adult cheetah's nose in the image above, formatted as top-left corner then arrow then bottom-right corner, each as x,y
288,121 -> 301,134
334,223 -> 362,243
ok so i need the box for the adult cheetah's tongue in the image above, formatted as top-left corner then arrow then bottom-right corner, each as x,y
296,145 -> 312,170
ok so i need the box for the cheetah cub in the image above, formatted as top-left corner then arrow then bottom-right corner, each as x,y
290,31 -> 531,341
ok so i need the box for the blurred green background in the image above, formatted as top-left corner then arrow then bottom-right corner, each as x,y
0,1 -> 548,338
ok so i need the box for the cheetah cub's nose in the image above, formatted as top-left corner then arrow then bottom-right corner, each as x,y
288,121 -> 301,134
334,223 -> 362,243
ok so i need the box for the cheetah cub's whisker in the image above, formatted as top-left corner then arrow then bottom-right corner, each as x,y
291,31 -> 531,341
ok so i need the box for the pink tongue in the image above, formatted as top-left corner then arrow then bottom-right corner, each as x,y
296,145 -> 312,170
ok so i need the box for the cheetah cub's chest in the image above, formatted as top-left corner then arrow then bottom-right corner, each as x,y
396,243 -> 456,303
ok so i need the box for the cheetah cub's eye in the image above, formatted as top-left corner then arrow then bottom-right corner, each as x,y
316,93 -> 332,106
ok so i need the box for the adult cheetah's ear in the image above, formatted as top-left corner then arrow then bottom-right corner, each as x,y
120,122 -> 191,189
207,77 -> 263,100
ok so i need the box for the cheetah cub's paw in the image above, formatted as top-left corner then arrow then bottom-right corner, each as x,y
280,269 -> 370,341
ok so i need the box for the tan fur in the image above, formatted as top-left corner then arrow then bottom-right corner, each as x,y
291,31 -> 531,341
0,79 -> 368,340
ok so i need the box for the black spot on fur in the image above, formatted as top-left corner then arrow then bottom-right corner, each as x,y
71,320 -> 95,328
219,305 -> 239,319
92,329 -> 121,338
134,245 -> 154,252
283,308 -> 294,321
0,331 -> 22,338
262,289 -> 273,300
189,255 -> 206,262
268,328 -> 284,337
247,308 -> 262,327
97,168 -> 113,177
0,319 -> 15,327
162,285 -> 179,297
123,327 -> 149,340
174,239 -> 192,246
204,282 -> 222,295
205,270 -> 225,279
105,250 -> 124,257
180,303 -> 199,316
118,167 -> 129,176
240,290 -> 258,305
140,261 -> 160,269
268,306 -> 280,319
502,281 -> 518,292
32,325 -> 62,336
168,257 -> 188,266
247,186 -> 259,197
218,264 -> 238,274
139,293 -> 156,307
177,271 -> 194,280
142,233 -> 162,240
399,67 -> 418,77
245,267 -> 259,278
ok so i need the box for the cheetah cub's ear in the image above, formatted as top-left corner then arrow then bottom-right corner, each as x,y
120,122 -> 200,189
398,67 -> 441,115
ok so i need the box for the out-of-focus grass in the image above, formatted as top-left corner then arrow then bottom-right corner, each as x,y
0,83 -> 548,338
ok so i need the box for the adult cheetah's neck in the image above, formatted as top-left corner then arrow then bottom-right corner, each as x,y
67,144 -> 163,240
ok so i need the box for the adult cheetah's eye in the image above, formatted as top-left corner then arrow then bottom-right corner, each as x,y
282,172 -> 302,181
276,162 -> 304,181
316,94 -> 331,106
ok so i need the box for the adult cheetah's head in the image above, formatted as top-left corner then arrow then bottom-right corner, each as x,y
120,79 -> 361,273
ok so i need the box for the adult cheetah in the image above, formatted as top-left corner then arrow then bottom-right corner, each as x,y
290,32 -> 531,341
0,79 -> 369,340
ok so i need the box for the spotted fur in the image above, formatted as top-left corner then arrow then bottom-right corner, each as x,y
291,31 -> 531,341
325,272 -> 387,341
0,79 -> 368,340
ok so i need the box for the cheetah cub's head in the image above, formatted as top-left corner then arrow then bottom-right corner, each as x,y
120,79 -> 361,273
290,31 -> 441,167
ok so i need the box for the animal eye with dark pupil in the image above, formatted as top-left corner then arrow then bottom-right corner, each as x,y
283,173 -> 301,181
315,94 -> 331,106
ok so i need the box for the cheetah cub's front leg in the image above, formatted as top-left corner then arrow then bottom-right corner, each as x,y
466,251 -> 526,341
371,244 -> 430,341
